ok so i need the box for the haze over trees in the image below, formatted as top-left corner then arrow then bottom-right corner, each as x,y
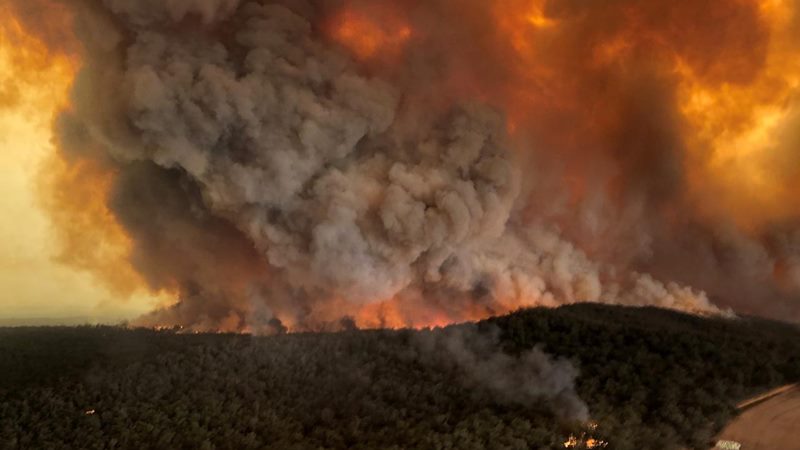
1,304 -> 799,450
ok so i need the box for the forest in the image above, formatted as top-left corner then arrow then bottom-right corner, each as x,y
1,304 -> 799,450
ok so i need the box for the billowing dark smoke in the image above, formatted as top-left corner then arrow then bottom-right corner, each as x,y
11,0 -> 800,329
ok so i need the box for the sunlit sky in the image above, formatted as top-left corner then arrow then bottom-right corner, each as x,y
0,34 -> 161,324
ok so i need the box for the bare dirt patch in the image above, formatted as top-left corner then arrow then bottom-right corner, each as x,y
713,385 -> 800,450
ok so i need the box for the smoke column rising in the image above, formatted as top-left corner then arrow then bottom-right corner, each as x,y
414,324 -> 590,421
7,0 -> 800,330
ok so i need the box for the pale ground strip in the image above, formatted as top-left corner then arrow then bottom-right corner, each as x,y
712,384 -> 800,450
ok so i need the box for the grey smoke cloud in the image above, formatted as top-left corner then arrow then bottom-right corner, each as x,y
105,0 -> 241,25
11,0 -> 800,329
43,0 -> 728,330
414,324 -> 590,421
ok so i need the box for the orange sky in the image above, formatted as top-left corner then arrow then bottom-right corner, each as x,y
2,0 -> 799,326
0,18 -> 167,323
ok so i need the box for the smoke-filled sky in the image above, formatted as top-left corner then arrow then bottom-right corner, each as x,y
2,0 -> 799,330
0,13 -> 166,322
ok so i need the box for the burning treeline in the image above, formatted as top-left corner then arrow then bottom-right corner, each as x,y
4,0 -> 800,331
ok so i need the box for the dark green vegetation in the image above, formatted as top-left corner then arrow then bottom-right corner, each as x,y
1,304 -> 799,450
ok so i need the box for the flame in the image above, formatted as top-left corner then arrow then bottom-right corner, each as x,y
366,293 -> 540,330
563,424 -> 608,449
586,438 -> 608,449
276,293 -> 537,332
351,297 -> 498,330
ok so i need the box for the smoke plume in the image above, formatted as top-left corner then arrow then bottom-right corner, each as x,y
8,0 -> 800,329
414,324 -> 589,421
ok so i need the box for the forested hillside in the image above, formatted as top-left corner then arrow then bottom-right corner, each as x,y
1,304 -> 798,450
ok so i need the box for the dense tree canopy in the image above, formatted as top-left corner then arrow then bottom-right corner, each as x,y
1,304 -> 798,449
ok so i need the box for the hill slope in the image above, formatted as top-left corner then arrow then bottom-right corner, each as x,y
1,304 -> 798,450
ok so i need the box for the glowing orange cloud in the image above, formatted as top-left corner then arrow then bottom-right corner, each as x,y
39,156 -> 150,297
6,0 -> 800,329
0,5 -> 173,317
486,0 -> 800,231
330,8 -> 412,61
678,0 -> 800,230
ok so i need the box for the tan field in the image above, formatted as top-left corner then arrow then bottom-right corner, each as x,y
713,385 -> 800,450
